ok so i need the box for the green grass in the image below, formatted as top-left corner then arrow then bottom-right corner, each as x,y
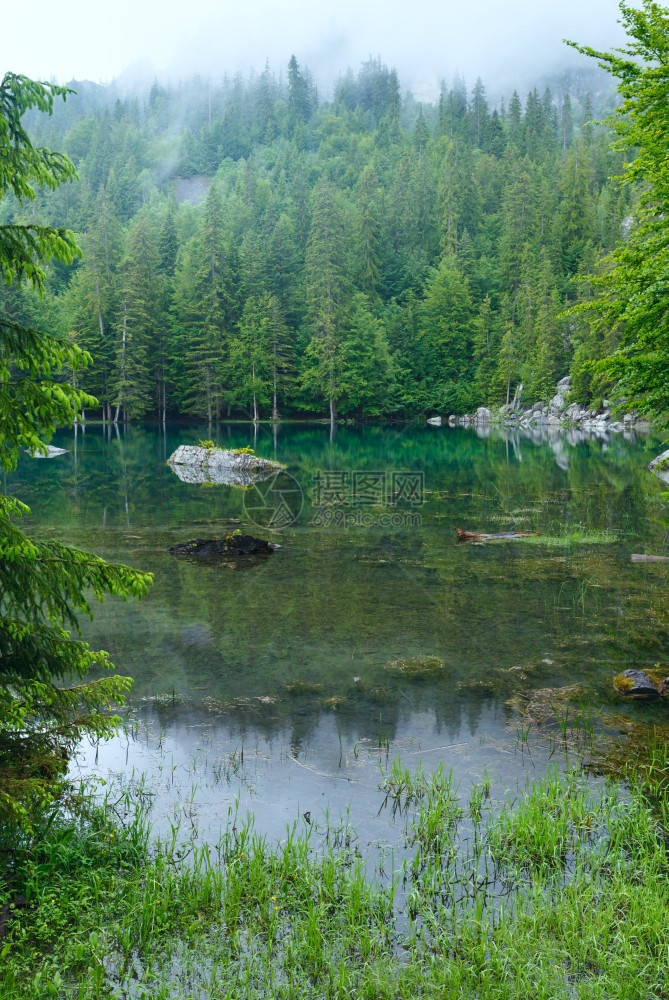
528,525 -> 622,547
0,766 -> 668,999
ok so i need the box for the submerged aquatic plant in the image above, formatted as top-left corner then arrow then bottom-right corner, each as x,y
383,656 -> 446,680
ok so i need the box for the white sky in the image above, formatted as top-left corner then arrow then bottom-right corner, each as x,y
2,0 -> 628,98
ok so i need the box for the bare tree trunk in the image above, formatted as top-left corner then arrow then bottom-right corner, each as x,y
272,341 -> 279,420
115,302 -> 127,425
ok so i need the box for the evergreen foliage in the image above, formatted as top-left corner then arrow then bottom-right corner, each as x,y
5,48 -> 635,421
0,73 -> 152,826
566,1 -> 669,419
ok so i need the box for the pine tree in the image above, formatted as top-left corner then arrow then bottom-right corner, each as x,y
287,55 -> 316,130
64,186 -> 123,416
303,180 -> 350,420
0,74 -> 151,825
229,294 -> 272,420
469,78 -> 489,147
560,93 -> 574,151
557,139 -> 596,275
566,1 -> 669,416
417,253 -> 475,405
354,165 -> 383,302
338,293 -> 393,416
112,215 -> 159,420
170,186 -> 238,424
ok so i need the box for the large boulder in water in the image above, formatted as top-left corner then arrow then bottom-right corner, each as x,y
168,445 -> 283,485
613,669 -> 667,699
649,449 -> 669,485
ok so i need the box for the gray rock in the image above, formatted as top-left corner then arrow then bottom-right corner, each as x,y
614,669 -> 664,699
649,449 -> 669,485
168,445 -> 283,486
26,445 -> 68,458
427,416 -> 442,426
474,406 -> 492,424
549,393 -> 567,415
556,376 -> 572,393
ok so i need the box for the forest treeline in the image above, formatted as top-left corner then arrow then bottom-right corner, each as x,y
1,58 -> 629,422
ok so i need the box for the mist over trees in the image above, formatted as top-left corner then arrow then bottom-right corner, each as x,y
1,57 -> 631,422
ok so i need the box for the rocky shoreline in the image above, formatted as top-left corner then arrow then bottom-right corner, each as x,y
427,377 -> 652,437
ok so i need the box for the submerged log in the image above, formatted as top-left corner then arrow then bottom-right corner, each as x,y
456,528 -> 541,543
631,553 -> 669,563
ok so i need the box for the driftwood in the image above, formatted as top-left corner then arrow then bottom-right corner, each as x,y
456,528 -> 541,543
631,553 -> 669,564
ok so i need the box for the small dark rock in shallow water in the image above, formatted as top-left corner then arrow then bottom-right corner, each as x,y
613,669 -> 667,699
169,533 -> 277,562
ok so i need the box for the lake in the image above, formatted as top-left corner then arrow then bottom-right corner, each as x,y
8,421 -> 669,846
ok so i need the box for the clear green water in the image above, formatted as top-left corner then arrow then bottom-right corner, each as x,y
7,422 -> 669,841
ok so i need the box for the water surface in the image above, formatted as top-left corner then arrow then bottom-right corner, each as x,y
9,422 -> 668,842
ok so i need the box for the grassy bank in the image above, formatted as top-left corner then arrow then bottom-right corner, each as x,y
0,764 -> 667,999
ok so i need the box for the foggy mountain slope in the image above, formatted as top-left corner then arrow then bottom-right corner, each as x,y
1,50 -> 632,424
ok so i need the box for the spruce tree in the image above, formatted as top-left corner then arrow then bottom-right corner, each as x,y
303,180 -> 350,421
567,1 -> 669,417
0,74 -> 151,825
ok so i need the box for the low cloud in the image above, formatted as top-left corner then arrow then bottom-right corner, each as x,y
3,0 -> 627,98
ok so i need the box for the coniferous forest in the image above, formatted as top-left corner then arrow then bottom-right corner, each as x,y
1,58 -> 631,423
